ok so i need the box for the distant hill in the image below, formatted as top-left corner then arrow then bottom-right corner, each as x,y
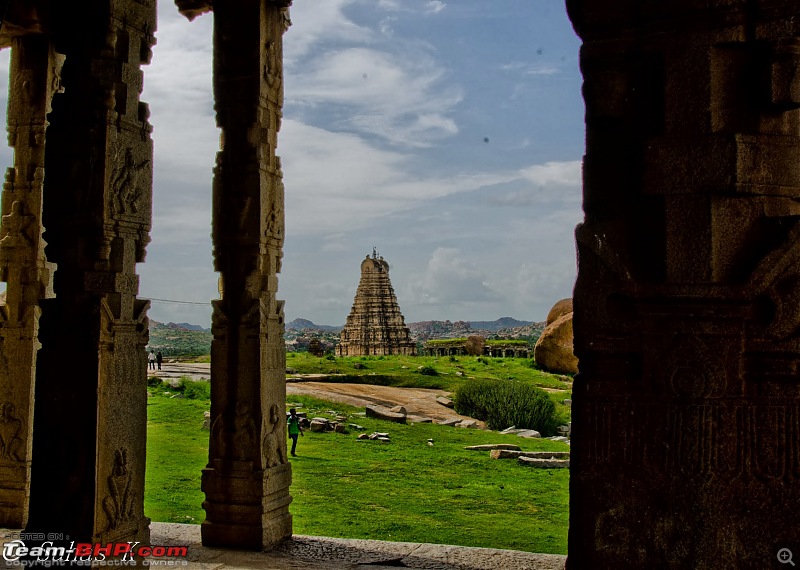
408,318 -> 544,343
286,318 -> 342,332
148,320 -> 212,357
468,317 -> 534,331
168,322 -> 209,332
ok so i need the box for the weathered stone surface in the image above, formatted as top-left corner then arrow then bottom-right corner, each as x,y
365,405 -> 407,424
465,444 -> 522,452
336,251 -> 416,356
434,418 -> 460,427
533,311 -> 578,375
199,0 -> 293,550
490,450 -> 570,460
406,415 -> 433,423
569,2 -> 800,566
517,457 -> 569,469
388,405 -> 407,414
310,420 -> 328,432
516,430 -> 541,438
545,298 -> 572,326
457,420 -> 478,429
436,396 -> 454,408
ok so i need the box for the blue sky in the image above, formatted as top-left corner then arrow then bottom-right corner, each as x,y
0,1 -> 584,327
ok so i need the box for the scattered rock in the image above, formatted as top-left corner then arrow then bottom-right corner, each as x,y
455,371 -> 463,377
310,419 -> 329,432
171,394 -> 185,399
377,436 -> 391,442
388,405 -> 407,415
334,423 -> 347,433
548,436 -> 570,442
517,430 -> 542,438
357,433 -> 369,440
465,444 -> 522,452
562,399 -> 572,407
335,415 -> 348,422
365,405 -> 407,424
349,423 -> 365,430
434,419 -> 460,427
518,456 -> 570,469
435,396 -> 454,409
458,420 -> 478,429
202,411 -> 211,430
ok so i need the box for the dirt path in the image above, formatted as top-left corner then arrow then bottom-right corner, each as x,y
286,382 -> 481,425
151,363 -> 480,425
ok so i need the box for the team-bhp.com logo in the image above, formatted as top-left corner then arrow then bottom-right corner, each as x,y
2,539 -> 189,566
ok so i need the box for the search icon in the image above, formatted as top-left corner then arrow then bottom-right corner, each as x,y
778,548 -> 795,566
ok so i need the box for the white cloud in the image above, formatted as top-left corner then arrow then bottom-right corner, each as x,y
287,47 -> 462,147
409,248 -> 497,306
425,1 -> 447,14
502,62 -> 560,76
284,0 -> 373,63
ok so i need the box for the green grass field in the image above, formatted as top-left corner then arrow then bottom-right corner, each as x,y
145,388 -> 570,554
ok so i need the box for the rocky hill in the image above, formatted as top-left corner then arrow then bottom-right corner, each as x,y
149,316 -> 546,356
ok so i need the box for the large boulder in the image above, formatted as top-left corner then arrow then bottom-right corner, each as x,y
546,298 -> 573,325
534,307 -> 578,375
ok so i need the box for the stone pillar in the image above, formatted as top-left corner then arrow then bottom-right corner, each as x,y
0,36 -> 61,528
568,2 -> 800,567
199,0 -> 292,550
25,0 -> 155,543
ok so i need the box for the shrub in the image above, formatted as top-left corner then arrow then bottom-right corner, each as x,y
418,366 -> 439,376
178,377 -> 211,400
147,376 -> 163,387
448,355 -> 457,362
453,379 -> 557,433
325,354 -> 336,361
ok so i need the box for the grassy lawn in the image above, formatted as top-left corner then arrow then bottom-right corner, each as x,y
145,389 -> 570,554
286,352 -> 572,391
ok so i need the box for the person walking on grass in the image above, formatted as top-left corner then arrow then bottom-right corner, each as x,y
287,408 -> 303,457
148,350 -> 156,370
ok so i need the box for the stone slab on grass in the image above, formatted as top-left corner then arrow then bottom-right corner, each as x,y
465,444 -> 522,452
490,450 -> 570,460
518,456 -> 570,469
365,405 -> 407,424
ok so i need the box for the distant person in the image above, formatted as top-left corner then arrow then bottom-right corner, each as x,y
287,408 -> 303,457
156,351 -> 163,371
148,350 -> 156,370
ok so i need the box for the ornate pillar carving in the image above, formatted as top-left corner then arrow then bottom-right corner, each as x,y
568,2 -> 800,567
0,36 -> 61,528
185,0 -> 292,550
25,0 -> 155,543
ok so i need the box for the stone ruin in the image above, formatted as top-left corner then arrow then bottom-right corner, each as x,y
0,0 -> 292,553
0,0 -> 796,566
336,250 -> 416,357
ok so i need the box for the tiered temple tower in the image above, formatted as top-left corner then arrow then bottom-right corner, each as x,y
337,251 -> 416,357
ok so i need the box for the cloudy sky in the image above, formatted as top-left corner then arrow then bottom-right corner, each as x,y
1,0 -> 584,328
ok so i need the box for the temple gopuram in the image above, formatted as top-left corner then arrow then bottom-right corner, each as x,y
336,250 -> 416,357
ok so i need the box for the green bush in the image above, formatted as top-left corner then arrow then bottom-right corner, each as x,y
453,379 -> 557,433
418,366 -> 439,376
147,376 -> 163,387
178,377 -> 211,400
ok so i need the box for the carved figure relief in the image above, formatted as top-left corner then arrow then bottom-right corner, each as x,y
110,147 -> 149,217
0,200 -> 36,250
0,402 -> 24,462
262,403 -> 286,468
232,402 -> 256,461
102,448 -> 134,531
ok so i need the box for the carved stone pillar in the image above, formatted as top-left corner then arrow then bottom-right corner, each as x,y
194,0 -> 292,550
25,0 -> 155,543
568,2 -> 800,567
0,36 -> 60,528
